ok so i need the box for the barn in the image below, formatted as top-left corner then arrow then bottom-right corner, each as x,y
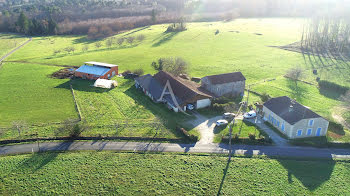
75,61 -> 118,80
201,72 -> 246,97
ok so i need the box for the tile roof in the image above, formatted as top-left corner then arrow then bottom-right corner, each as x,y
153,71 -> 212,105
203,72 -> 246,85
75,65 -> 110,76
263,96 -> 322,125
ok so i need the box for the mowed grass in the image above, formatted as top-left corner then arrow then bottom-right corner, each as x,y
71,77 -> 189,138
2,18 -> 350,140
0,34 -> 27,57
0,63 -> 78,127
0,151 -> 349,195
214,120 -> 267,143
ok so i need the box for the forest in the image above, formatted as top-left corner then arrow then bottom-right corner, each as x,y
0,0 -> 341,37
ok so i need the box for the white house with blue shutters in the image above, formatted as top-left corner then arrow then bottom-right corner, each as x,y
263,96 -> 329,139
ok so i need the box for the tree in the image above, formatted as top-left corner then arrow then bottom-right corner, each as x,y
260,92 -> 271,102
48,18 -> 58,34
82,45 -> 89,52
137,34 -> 145,42
151,57 -> 188,76
286,67 -> 303,86
12,121 -> 27,137
16,11 -> 30,34
151,9 -> 157,24
126,36 -> 135,44
95,42 -> 102,49
53,49 -> 61,56
106,38 -> 113,48
87,26 -> 98,39
117,38 -> 124,46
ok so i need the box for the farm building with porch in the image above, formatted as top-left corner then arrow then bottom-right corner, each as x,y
75,61 -> 118,80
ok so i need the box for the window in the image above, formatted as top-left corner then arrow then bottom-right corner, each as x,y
309,120 -> 314,126
297,129 -> 303,136
281,123 -> 285,131
307,128 -> 312,136
276,121 -> 280,128
316,128 -> 322,136
269,115 -> 271,121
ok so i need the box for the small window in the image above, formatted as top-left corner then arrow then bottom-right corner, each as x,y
281,123 -> 285,131
269,115 -> 271,121
297,129 -> 303,136
309,120 -> 314,126
276,121 -> 280,128
307,128 -> 312,136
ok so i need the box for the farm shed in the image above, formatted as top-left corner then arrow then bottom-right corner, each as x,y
75,61 -> 118,80
94,79 -> 117,89
201,72 -> 246,97
263,96 -> 329,139
135,71 -> 213,112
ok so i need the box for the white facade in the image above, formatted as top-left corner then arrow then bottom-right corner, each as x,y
196,99 -> 211,109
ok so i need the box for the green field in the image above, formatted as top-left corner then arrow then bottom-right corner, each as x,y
0,151 -> 349,195
0,34 -> 27,58
1,18 -> 350,141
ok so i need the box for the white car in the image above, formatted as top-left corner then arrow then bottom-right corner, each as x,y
216,120 -> 228,127
243,111 -> 257,119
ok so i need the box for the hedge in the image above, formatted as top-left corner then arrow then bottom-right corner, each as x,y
318,80 -> 349,94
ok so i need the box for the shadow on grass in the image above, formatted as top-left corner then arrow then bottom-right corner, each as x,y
286,79 -> 308,101
19,141 -> 74,171
55,79 -> 113,93
278,158 -> 335,191
319,88 -> 343,100
124,85 -> 192,140
152,32 -> 180,47
123,26 -> 150,36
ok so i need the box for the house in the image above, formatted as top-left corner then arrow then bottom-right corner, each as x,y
75,61 -> 118,80
201,72 -> 246,97
135,71 -> 213,112
263,96 -> 329,139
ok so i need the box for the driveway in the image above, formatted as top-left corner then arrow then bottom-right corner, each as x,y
188,113 -> 222,144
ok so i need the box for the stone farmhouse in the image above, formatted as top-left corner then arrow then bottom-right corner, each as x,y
263,96 -> 329,139
201,72 -> 246,97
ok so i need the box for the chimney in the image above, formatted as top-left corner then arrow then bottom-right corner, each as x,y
289,105 -> 294,112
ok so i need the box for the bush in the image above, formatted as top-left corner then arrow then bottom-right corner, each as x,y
248,133 -> 256,140
215,29 -> 220,35
318,80 -> 349,94
260,92 -> 271,102
122,70 -> 132,76
176,127 -> 198,142
133,69 -> 144,76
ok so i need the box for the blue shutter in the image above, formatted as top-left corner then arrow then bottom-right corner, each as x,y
281,123 -> 285,131
307,128 -> 312,136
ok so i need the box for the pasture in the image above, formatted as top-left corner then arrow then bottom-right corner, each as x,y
0,34 -> 27,58
0,151 -> 349,195
1,18 -> 349,141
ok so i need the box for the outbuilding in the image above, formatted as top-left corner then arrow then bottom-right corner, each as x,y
201,72 -> 246,97
75,61 -> 118,80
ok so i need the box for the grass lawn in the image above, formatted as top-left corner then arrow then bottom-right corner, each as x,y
0,151 -> 349,195
70,77 -> 191,139
0,63 -> 77,128
0,34 -> 27,57
1,18 -> 350,141
214,120 -> 268,143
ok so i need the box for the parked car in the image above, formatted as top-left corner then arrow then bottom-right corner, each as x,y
223,113 -> 235,120
243,111 -> 257,119
216,120 -> 228,127
187,104 -> 194,110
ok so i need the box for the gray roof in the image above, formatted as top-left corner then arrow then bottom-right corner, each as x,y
203,72 -> 246,85
75,65 -> 110,76
263,96 -> 322,125
135,74 -> 163,100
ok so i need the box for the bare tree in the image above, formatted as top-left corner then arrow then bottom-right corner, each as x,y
286,67 -> 303,86
95,42 -> 102,49
152,57 -> 188,76
126,36 -> 135,44
106,38 -> 113,48
117,37 -> 124,46
12,121 -> 27,137
53,49 -> 61,55
137,34 -> 145,42
82,45 -> 89,52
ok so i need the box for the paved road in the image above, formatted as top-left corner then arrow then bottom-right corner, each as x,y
1,141 -> 350,159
